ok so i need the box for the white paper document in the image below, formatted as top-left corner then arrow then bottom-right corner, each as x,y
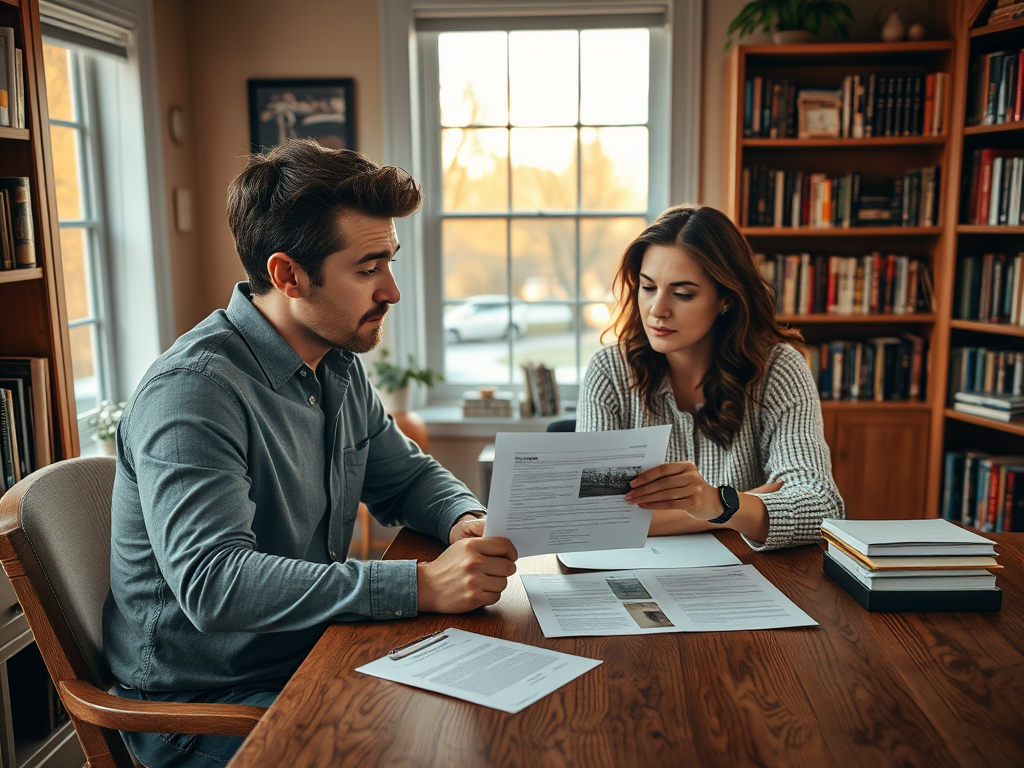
557,533 -> 742,570
521,565 -> 818,638
483,425 -> 672,557
355,628 -> 602,713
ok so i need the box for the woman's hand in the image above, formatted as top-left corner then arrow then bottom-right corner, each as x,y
624,462 -> 723,521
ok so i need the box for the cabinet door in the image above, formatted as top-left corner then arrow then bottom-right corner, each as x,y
831,410 -> 929,519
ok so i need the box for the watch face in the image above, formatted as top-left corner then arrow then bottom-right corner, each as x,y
721,485 -> 740,510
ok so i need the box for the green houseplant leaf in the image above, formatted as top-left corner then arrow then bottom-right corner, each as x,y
725,0 -> 853,50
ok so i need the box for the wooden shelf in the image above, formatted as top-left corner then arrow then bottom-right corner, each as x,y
963,121 -> 1024,136
0,0 -> 21,8
0,125 -> 28,140
0,266 -> 42,284
957,225 -> 1024,234
970,17 -> 1024,37
777,313 -> 935,324
742,226 -> 942,237
950,320 -> 1024,338
740,41 -> 954,57
823,400 -> 931,411
945,408 -> 1024,436
743,136 -> 946,148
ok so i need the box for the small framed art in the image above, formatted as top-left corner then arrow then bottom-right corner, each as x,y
248,78 -> 355,153
797,90 -> 842,139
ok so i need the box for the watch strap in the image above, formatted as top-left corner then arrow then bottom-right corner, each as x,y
709,485 -> 740,525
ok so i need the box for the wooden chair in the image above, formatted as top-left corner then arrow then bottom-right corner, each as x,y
0,457 -> 265,768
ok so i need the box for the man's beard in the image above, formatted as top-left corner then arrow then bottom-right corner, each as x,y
338,302 -> 389,353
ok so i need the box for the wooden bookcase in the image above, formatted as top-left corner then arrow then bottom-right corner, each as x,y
723,40 -> 958,520
0,0 -> 81,766
931,0 -> 1024,527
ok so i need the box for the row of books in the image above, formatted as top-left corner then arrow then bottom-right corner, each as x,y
0,176 -> 36,269
0,27 -> 25,129
822,518 -> 1000,612
960,149 -> 1024,227
951,390 -> 1024,422
966,47 -> 1022,126
520,362 -> 561,417
942,449 -> 1024,532
462,389 -> 515,418
953,252 -> 1024,323
742,72 -> 949,139
756,252 -> 933,316
741,166 -> 940,229
948,346 -> 1024,401
0,357 -> 51,491
987,0 -> 1024,26
799,335 -> 927,402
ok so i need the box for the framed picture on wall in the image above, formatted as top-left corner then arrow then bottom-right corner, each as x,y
248,78 -> 355,153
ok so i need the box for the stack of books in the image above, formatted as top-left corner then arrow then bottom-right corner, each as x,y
952,391 -> 1024,422
821,519 -> 1002,612
462,389 -> 514,418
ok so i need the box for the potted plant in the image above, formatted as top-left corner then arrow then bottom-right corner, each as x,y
725,0 -> 854,48
88,400 -> 126,456
371,349 -> 444,414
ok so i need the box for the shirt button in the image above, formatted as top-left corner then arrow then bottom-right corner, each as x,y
394,610 -> 403,617
308,395 -> 316,405
330,550 -> 337,559
300,370 -> 307,377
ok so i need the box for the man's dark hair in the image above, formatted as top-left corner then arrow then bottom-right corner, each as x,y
226,139 -> 422,295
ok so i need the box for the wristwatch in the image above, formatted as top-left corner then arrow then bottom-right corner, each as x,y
710,485 -> 740,524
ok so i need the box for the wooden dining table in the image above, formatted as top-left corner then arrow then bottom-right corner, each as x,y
227,529 -> 1024,767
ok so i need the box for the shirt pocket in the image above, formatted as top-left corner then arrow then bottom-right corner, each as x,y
341,439 -> 370,524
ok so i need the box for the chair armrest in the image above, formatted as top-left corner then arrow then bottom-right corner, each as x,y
59,680 -> 266,737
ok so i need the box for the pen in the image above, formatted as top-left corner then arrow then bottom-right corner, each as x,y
388,629 -> 448,660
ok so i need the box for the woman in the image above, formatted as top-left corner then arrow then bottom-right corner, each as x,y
578,205 -> 844,550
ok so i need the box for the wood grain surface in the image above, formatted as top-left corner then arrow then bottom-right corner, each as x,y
228,530 -> 1024,768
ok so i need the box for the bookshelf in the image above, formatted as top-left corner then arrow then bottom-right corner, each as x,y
725,39 -> 958,520
933,1 -> 1024,533
0,0 -> 81,766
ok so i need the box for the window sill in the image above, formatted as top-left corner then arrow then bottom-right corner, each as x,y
416,405 -> 573,438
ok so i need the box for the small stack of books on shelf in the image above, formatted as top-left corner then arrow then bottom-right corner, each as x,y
756,252 -> 933,316
520,362 -> 560,417
0,357 -> 51,491
0,176 -> 36,270
742,71 -> 949,139
966,44 -> 1022,125
801,335 -> 927,402
821,519 -> 1002,612
952,391 -> 1024,422
0,27 -> 25,130
987,0 -> 1024,27
961,149 -> 1024,226
462,388 -> 515,418
954,252 -> 1024,323
741,166 -> 940,228
941,450 -> 1024,530
947,345 -> 1023,401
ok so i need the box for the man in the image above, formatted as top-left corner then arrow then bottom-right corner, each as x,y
103,139 -> 517,767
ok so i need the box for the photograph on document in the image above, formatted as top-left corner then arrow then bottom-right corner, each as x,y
578,466 -> 641,498
624,602 -> 675,629
605,575 -> 652,600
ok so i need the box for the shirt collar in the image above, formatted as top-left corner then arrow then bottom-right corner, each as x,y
225,282 -> 353,390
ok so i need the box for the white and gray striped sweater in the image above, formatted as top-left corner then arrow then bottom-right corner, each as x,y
577,343 -> 844,551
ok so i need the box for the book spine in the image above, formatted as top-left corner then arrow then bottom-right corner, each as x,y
0,177 -> 36,267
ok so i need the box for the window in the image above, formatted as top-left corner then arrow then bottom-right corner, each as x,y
419,23 -> 668,397
43,41 -> 115,442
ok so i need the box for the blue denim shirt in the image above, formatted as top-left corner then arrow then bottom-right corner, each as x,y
103,283 -> 481,691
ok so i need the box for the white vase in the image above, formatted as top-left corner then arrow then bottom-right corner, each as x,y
881,9 -> 906,42
380,386 -> 411,414
772,30 -> 813,44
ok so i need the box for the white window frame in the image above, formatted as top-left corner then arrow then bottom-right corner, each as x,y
379,0 -> 702,407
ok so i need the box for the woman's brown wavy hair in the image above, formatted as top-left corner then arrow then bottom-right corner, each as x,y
603,205 -> 803,449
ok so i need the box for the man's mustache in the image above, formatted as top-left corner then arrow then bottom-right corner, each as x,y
361,303 -> 390,323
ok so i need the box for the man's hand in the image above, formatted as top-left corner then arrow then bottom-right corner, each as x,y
449,513 -> 486,545
417,536 -> 518,614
